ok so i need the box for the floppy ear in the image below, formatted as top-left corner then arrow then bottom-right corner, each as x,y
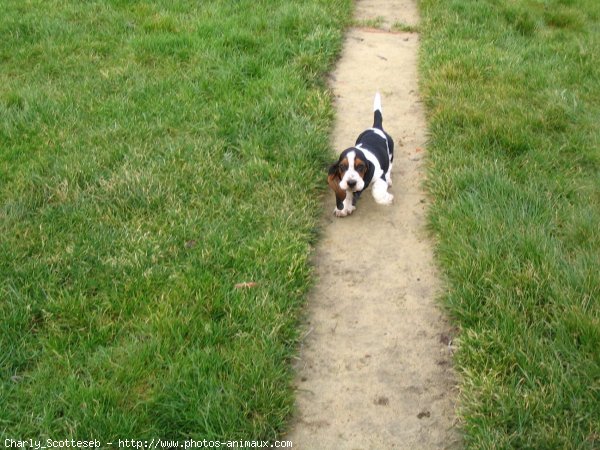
363,158 -> 375,186
327,163 -> 346,210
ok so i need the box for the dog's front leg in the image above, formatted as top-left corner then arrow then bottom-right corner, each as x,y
334,190 -> 356,217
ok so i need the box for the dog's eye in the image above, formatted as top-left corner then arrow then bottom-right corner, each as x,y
356,163 -> 366,171
339,164 -> 348,172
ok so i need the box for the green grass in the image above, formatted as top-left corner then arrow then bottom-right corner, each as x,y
420,0 -> 600,448
351,16 -> 386,29
391,22 -> 420,33
0,0 -> 351,440
351,17 -> 420,33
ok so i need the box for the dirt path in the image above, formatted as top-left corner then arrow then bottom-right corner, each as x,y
286,1 -> 460,449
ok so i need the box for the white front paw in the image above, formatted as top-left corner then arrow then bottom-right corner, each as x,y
333,205 -> 355,217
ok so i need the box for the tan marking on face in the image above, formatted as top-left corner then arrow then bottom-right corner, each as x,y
337,157 -> 349,178
354,156 -> 368,179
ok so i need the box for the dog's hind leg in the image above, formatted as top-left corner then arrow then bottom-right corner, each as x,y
385,164 -> 393,187
372,178 -> 394,205
385,130 -> 394,187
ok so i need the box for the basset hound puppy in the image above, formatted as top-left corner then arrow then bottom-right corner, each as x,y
328,92 -> 394,217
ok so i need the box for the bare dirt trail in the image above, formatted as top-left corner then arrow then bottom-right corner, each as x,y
286,1 -> 460,449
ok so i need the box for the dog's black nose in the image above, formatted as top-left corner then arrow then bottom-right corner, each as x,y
347,180 -> 357,188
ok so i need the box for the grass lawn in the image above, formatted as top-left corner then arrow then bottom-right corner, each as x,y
420,0 -> 600,447
0,0 -> 351,440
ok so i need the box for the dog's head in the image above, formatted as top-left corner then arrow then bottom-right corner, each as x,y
328,148 -> 371,196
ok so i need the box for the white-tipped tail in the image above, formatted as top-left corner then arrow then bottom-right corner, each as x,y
373,92 -> 382,113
